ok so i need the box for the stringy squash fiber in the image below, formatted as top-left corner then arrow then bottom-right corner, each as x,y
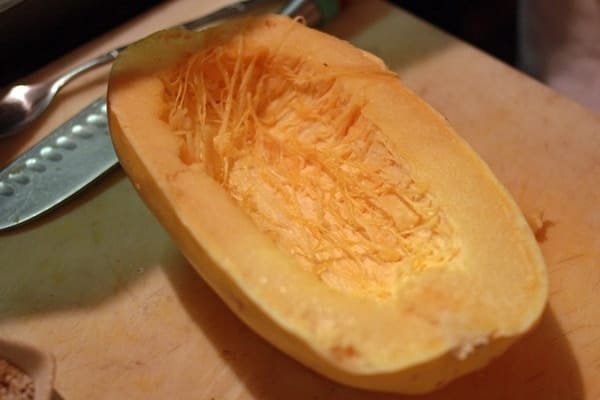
107,15 -> 548,394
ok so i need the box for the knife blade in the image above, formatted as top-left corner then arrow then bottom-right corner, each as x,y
0,98 -> 115,230
0,0 -> 340,231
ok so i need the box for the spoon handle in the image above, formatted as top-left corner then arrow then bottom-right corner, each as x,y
50,50 -> 119,95
23,0 -> 288,104
48,0 -> 284,96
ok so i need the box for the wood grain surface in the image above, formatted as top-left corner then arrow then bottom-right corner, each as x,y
1,1 -> 599,399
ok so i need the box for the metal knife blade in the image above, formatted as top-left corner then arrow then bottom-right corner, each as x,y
0,98 -> 116,230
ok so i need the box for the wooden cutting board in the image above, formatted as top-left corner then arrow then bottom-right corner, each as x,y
1,1 -> 599,399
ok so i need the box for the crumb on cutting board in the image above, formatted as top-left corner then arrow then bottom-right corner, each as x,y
0,358 -> 34,400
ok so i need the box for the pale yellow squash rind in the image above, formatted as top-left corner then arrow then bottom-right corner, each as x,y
107,15 -> 547,394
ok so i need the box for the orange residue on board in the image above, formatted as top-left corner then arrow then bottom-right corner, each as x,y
527,211 -> 556,243
331,344 -> 359,361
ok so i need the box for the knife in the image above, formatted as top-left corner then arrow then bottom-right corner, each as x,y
0,0 -> 341,231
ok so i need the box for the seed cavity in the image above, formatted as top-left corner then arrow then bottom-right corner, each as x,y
160,27 -> 458,299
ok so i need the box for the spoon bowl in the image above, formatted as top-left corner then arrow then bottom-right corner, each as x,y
0,83 -> 54,138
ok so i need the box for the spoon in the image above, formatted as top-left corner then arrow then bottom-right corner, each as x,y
0,50 -> 118,138
0,0 -> 296,139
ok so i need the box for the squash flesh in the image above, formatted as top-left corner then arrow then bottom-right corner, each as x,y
159,32 -> 458,300
107,15 -> 548,394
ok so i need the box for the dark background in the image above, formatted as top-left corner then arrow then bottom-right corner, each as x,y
0,0 -> 163,86
0,0 -> 518,87
390,0 -> 518,65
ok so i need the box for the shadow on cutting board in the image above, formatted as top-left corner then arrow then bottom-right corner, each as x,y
162,251 -> 583,400
0,169 -> 165,322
